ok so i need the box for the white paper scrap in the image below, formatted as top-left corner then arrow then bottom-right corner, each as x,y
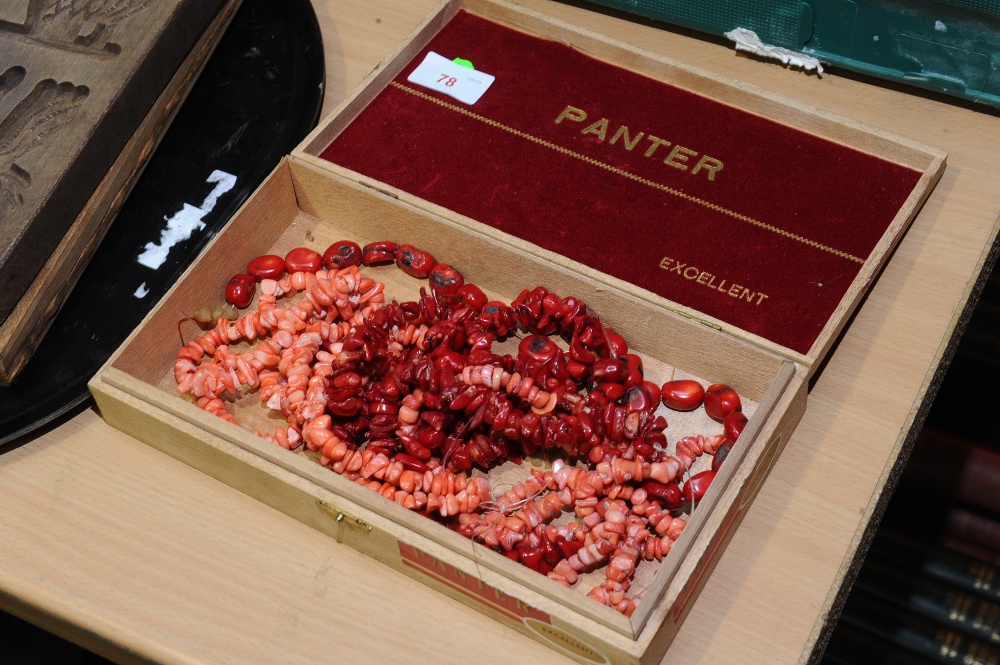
407,51 -> 495,105
724,28 -> 825,74
136,170 -> 237,271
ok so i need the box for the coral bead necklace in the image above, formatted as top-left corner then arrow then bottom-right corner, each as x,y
174,239 -> 746,616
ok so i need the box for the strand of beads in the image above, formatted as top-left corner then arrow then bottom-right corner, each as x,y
174,238 -> 747,615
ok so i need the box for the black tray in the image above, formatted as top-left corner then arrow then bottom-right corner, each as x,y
0,0 -> 325,448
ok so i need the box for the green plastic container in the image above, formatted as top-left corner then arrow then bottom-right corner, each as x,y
587,0 -> 1000,107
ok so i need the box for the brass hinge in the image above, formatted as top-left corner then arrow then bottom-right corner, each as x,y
672,309 -> 723,331
317,500 -> 372,543
358,180 -> 400,200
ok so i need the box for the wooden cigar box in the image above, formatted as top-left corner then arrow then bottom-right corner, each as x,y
0,0 -> 241,385
88,1 -> 946,663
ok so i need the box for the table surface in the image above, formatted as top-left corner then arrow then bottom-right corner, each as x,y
3,2 -> 999,664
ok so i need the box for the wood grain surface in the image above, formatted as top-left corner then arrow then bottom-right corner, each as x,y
0,0 -> 233,385
1,1 -> 999,664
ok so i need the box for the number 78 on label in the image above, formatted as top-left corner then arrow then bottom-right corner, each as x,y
407,51 -> 496,105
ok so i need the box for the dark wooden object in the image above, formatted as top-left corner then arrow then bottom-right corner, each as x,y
0,0 -> 240,385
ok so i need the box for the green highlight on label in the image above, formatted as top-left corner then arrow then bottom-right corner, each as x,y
452,57 -> 474,69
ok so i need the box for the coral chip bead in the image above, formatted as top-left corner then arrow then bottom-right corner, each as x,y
284,246 -> 323,273
323,240 -> 362,269
429,263 -> 464,295
660,379 -> 705,411
396,244 -> 437,278
225,273 -> 256,308
704,383 -> 742,421
246,254 -> 285,281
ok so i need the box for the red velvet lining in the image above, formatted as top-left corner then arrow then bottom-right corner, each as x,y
320,10 -> 924,354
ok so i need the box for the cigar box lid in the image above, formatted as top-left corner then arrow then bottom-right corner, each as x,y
296,0 -> 946,369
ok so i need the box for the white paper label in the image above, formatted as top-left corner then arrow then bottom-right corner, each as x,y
406,51 -> 495,105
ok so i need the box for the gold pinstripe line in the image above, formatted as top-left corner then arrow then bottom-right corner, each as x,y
388,81 -> 866,265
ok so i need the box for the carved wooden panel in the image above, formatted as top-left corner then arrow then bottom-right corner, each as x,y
0,0 -> 233,383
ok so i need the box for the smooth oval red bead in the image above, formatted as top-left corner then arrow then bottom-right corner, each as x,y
724,410 -> 748,442
429,263 -> 464,295
704,383 -> 742,421
246,254 -> 285,281
660,379 -> 705,411
683,470 -> 716,502
361,240 -> 399,265
323,240 -> 362,269
284,246 -> 323,273
225,273 -> 255,308
396,244 -> 437,278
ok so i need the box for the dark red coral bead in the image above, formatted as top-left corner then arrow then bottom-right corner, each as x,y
597,383 -> 626,402
659,379 -> 705,411
642,480 -> 683,510
682,470 -> 716,502
724,410 -> 748,442
623,353 -> 644,389
704,384 -> 742,421
712,441 -> 734,471
428,263 -> 464,295
246,254 -> 285,281
225,273 -> 256,308
396,244 -> 437,278
589,358 -> 628,383
624,384 -> 657,414
361,240 -> 399,266
456,283 -> 488,310
519,547 -> 544,571
518,334 -> 560,365
284,247 -> 323,273
605,329 -> 628,356
323,240 -> 362,269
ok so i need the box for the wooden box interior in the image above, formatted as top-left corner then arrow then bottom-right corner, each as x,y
94,156 -> 804,662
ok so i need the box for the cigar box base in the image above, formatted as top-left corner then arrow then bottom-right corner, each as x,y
91,157 -> 807,665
